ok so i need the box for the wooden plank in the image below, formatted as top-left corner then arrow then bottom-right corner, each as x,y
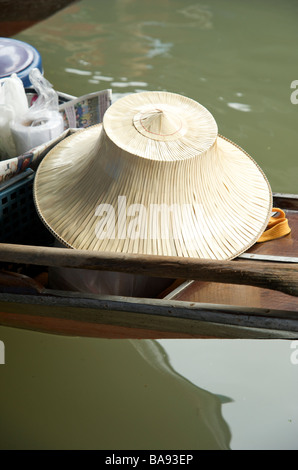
273,193 -> 298,210
1,310 -> 295,339
239,253 -> 298,263
0,291 -> 297,339
0,270 -> 45,294
0,243 -> 298,297
168,280 -> 298,313
0,310 -> 205,339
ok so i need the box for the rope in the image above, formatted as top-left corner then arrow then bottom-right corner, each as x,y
257,208 -> 291,243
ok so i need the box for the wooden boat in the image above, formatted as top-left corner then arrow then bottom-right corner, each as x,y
0,88 -> 297,340
0,192 -> 297,340
0,0 -> 78,37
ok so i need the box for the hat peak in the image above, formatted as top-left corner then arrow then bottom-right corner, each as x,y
134,108 -> 183,139
133,105 -> 187,141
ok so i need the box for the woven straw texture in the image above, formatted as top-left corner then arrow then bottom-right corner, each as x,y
34,91 -> 272,260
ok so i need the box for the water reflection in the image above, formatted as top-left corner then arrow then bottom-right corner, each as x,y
0,326 -> 231,450
131,340 -> 232,450
177,3 -> 213,29
17,0 -> 215,85
158,339 -> 298,450
226,102 -> 252,112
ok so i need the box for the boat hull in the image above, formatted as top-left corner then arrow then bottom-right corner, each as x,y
0,193 -> 298,339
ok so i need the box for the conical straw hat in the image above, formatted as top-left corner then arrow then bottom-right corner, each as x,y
34,91 -> 272,260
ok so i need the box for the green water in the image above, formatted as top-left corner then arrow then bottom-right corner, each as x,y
0,328 -> 297,450
0,0 -> 298,450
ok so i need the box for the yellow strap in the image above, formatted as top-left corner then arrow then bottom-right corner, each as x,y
257,208 -> 291,243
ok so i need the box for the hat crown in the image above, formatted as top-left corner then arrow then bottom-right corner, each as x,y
104,91 -> 218,160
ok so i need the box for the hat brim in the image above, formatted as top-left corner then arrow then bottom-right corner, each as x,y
34,124 -> 272,260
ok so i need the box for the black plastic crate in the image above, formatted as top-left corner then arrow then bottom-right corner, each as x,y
0,169 -> 53,245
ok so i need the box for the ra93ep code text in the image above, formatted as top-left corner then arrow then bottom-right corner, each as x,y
105,454 -> 194,467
